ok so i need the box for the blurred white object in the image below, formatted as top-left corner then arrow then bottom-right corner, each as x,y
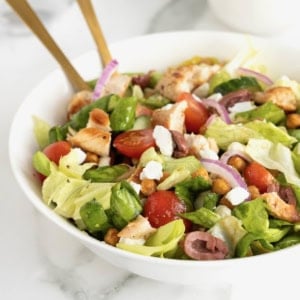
0,0 -> 73,35
208,0 -> 299,35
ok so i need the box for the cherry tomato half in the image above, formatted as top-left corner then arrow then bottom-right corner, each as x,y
243,162 -> 274,193
43,141 -> 71,165
143,190 -> 191,231
113,129 -> 156,158
177,92 -> 209,133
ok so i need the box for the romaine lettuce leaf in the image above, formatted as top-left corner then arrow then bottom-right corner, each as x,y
233,198 -> 269,235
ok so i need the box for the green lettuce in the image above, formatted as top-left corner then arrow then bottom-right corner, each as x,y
234,102 -> 285,124
205,117 -> 261,150
245,138 -> 300,186
233,198 -> 269,235
244,120 -> 296,147
181,207 -> 220,228
209,215 -> 247,257
117,219 -> 185,257
32,115 -> 51,149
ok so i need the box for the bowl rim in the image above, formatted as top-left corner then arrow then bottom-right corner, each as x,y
8,29 -> 300,268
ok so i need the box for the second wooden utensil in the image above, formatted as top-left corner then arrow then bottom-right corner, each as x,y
76,0 -> 112,67
6,0 -> 90,92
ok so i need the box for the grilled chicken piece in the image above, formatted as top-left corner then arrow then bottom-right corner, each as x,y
67,127 -> 111,156
100,73 -> 131,98
155,63 -> 220,101
117,215 -> 156,240
151,101 -> 187,133
261,192 -> 300,223
67,90 -> 92,119
255,86 -> 297,112
86,108 -> 111,131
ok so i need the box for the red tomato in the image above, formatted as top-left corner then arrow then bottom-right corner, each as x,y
143,190 -> 192,231
113,129 -> 156,158
243,162 -> 274,193
177,92 -> 209,133
43,141 -> 71,165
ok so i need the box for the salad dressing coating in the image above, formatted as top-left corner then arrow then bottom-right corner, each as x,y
32,49 -> 300,260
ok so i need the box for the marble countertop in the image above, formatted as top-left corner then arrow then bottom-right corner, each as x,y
2,1 -> 300,299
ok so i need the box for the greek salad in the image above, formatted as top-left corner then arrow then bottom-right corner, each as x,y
32,46 -> 300,260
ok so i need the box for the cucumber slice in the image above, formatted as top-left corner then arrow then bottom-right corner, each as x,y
132,115 -> 152,130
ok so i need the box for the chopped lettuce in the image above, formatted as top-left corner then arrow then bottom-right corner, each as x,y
175,176 -> 212,210
233,198 -> 269,235
42,167 -> 88,218
157,167 -> 190,190
110,181 -> 142,229
245,138 -> 300,186
117,219 -> 185,257
59,149 -> 95,179
32,151 -> 52,176
209,215 -> 247,257
163,155 -> 202,174
205,117 -> 296,150
234,102 -> 285,124
80,199 -> 111,234
244,120 -> 296,147
32,115 -> 51,149
83,164 -> 131,182
181,207 -> 220,228
205,117 -> 261,150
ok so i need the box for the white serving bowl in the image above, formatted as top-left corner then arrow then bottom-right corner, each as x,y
9,31 -> 300,287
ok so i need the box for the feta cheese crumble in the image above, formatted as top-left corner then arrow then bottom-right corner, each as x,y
153,125 -> 174,156
225,187 -> 249,206
140,160 -> 163,180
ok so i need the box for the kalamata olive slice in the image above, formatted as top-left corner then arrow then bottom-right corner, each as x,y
183,231 -> 229,260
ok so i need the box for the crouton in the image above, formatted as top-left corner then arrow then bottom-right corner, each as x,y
255,86 -> 297,112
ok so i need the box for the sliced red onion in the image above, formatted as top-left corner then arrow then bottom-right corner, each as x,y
203,99 -> 232,124
238,67 -> 273,86
203,114 -> 216,128
201,158 -> 248,189
92,59 -> 119,100
220,149 -> 252,164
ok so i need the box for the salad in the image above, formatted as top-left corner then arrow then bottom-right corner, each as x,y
32,45 -> 300,261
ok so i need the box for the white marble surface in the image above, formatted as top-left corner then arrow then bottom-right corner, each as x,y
2,1 -> 300,299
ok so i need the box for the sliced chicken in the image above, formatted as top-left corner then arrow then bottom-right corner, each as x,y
86,108 -> 111,131
151,101 -> 187,133
117,215 -> 156,240
100,73 -> 131,98
261,192 -> 300,223
156,63 -> 220,101
67,90 -> 92,119
67,127 -> 111,157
